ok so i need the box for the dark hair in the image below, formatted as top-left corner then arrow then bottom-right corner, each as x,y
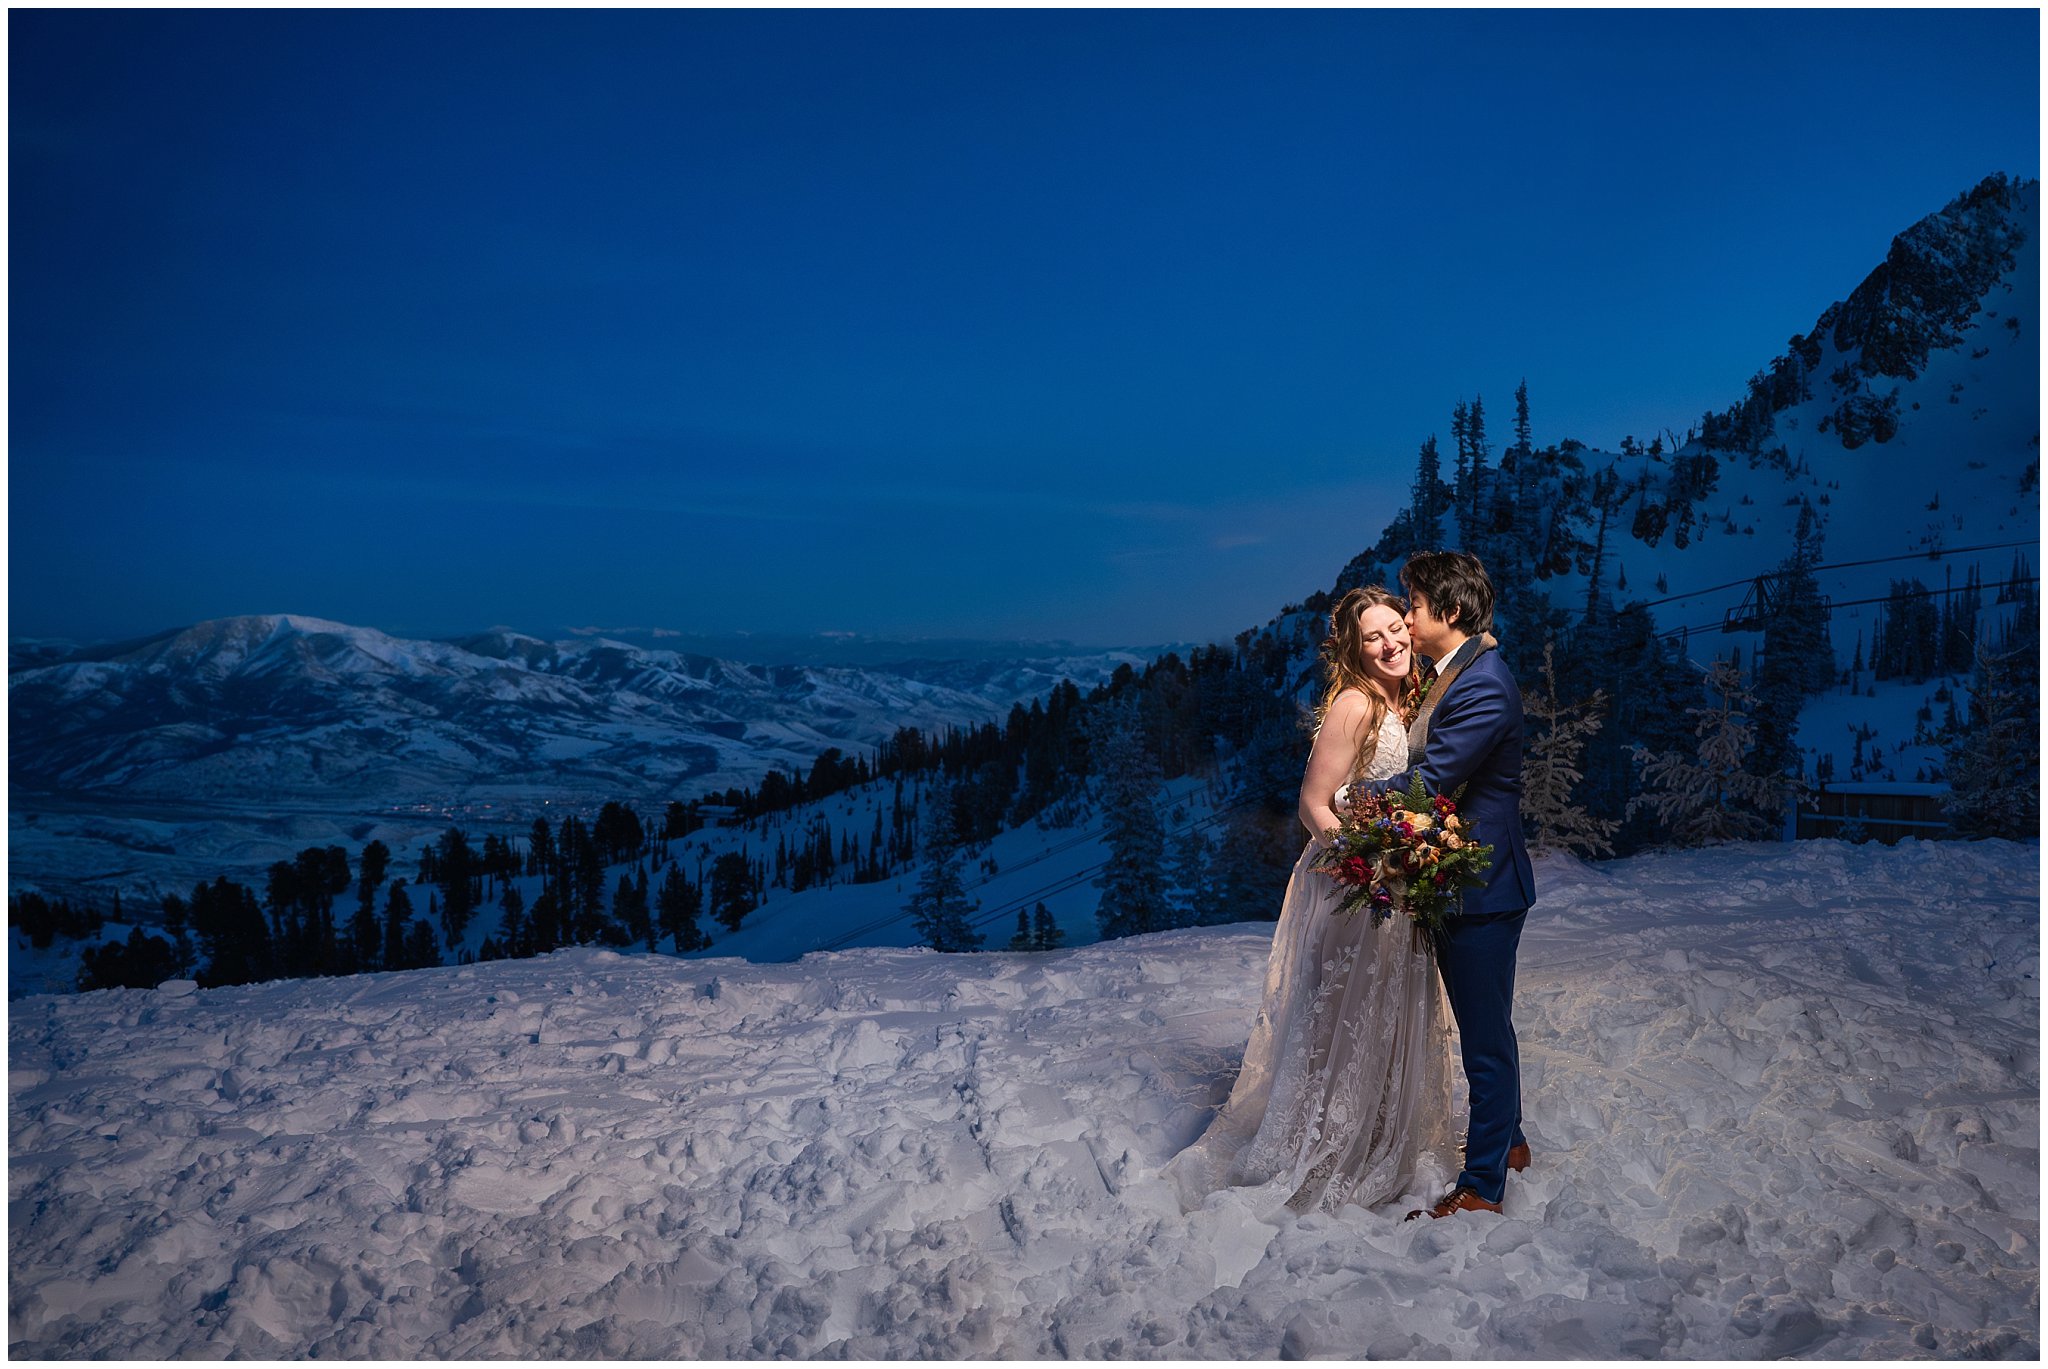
1400,550 -> 1495,635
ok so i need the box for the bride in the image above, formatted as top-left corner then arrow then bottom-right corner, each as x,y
1165,586 -> 1453,1216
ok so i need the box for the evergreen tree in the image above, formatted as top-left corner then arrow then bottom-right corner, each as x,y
1520,642 -> 1620,858
529,886 -> 564,954
708,851 -> 757,934
906,778 -> 983,951
353,838 -> 390,971
160,892 -> 195,974
80,927 -> 182,992
1007,908 -> 1033,951
1450,400 -> 1472,526
1944,566 -> 1983,673
1627,661 -> 1785,843
192,877 -> 274,988
1031,901 -> 1065,950
566,819 -> 608,942
657,863 -> 711,952
1875,580 -> 1940,680
498,883 -> 526,959
434,828 -> 478,947
382,880 -> 415,971
1512,379 -> 1533,466
612,872 -> 651,949
1752,500 -> 1832,783
404,918 -> 441,971
1466,393 -> 1490,523
1204,805 -> 1291,924
1166,829 -> 1211,929
1577,606 -> 1701,852
264,859 -> 306,975
1090,697 -> 1169,939
528,817 -> 554,880
1943,596 -> 2040,838
1408,435 -> 1449,548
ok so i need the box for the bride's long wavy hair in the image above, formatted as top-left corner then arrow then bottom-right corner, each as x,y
1316,586 -> 1426,778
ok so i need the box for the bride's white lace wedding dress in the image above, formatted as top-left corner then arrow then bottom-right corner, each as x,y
1166,709 -> 1454,1215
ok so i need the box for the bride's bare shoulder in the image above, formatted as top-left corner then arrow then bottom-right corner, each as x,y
1321,688 -> 1373,728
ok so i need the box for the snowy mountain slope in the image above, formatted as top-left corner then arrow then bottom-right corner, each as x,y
8,616 -> 1145,896
1323,175 -> 2039,784
1590,176 -> 2035,783
9,839 -> 2034,1357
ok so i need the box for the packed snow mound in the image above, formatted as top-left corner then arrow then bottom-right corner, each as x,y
9,839 -> 2036,1358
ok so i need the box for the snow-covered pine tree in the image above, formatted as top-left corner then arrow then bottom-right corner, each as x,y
1521,642 -> 1620,858
1089,696 -> 1170,940
1627,660 -> 1784,844
906,777 -> 982,951
1943,594 -> 2040,838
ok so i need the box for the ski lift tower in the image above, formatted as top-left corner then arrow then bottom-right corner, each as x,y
1725,570 -> 1832,632
1723,574 -> 1780,632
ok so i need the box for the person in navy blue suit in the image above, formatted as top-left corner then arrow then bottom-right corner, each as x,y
1351,550 -> 1536,1220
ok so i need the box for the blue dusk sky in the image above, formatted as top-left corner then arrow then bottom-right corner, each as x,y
10,8 -> 2039,649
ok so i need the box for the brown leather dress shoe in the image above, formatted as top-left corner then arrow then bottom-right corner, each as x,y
1508,1142 -> 1531,1172
1405,1185 -> 1505,1221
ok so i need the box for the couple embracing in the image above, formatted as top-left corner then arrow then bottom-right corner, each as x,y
1167,549 -> 1537,1221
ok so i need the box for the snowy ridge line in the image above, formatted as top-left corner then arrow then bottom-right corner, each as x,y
1655,574 -> 2038,641
1630,537 -> 2039,609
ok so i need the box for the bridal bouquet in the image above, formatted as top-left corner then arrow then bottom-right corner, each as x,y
1311,773 -> 1495,939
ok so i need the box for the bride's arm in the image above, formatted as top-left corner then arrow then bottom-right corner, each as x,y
1298,690 -> 1369,847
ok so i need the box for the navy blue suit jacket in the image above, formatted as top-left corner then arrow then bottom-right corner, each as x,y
1359,645 -> 1536,917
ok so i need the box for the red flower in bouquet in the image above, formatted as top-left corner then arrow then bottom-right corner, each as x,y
1310,774 -> 1495,939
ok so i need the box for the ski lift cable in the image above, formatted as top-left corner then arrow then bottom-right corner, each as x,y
1654,576 -> 2039,641
1630,538 -> 2038,609
962,804 -> 1249,936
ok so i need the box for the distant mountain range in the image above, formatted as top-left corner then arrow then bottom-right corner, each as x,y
9,616 -> 1148,813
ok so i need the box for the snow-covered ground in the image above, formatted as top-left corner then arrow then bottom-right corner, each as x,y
9,838 -> 2035,1357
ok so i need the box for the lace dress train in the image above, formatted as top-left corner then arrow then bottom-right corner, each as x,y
1166,713 -> 1454,1215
